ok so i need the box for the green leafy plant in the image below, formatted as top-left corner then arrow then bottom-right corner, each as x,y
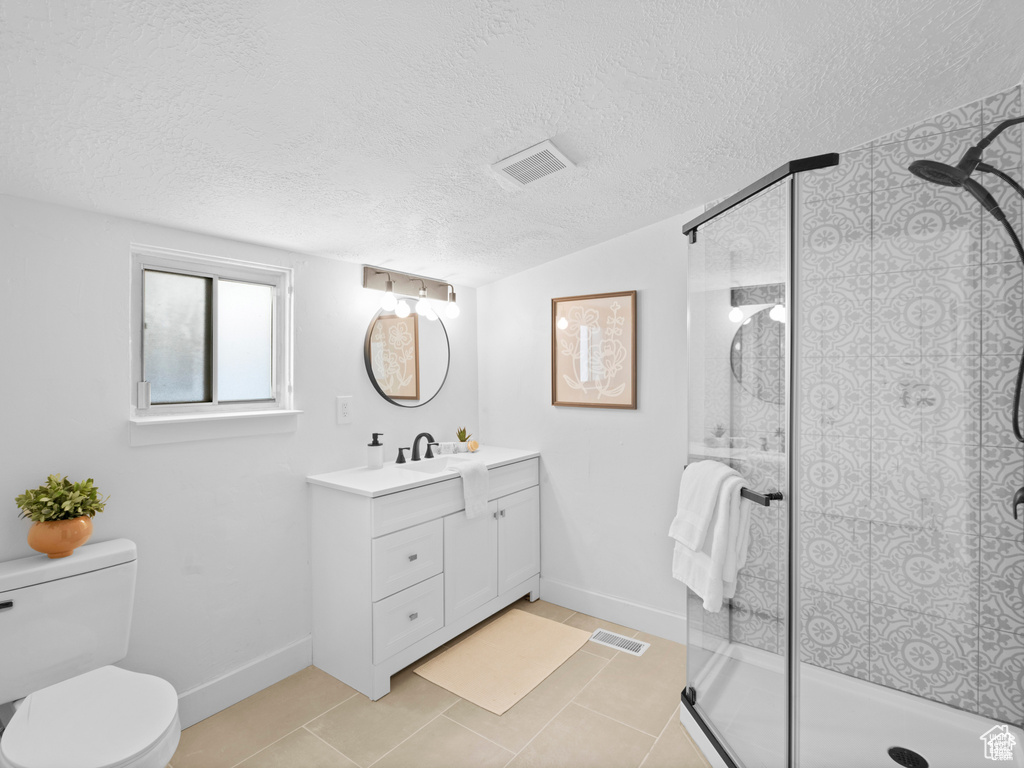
15,475 -> 108,523
455,426 -> 472,442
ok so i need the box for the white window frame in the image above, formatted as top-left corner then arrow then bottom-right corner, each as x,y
130,244 -> 294,421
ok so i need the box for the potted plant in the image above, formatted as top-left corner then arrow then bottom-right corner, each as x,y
706,423 -> 728,448
455,427 -> 479,453
16,474 -> 107,558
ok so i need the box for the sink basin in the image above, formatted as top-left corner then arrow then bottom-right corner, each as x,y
403,457 -> 456,474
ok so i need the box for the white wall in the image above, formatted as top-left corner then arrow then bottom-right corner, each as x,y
0,194 -> 478,722
477,212 -> 695,639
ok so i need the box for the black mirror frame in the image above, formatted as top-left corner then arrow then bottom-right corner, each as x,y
363,309 -> 451,408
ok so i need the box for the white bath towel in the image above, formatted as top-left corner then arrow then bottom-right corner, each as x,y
456,459 -> 489,519
668,460 -> 741,550
670,474 -> 749,612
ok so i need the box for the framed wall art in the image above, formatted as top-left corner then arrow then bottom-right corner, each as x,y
551,290 -> 636,409
369,312 -> 420,400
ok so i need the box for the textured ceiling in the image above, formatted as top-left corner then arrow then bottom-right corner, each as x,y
2,1 -> 1023,286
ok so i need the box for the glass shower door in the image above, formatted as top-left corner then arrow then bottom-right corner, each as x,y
684,180 -> 792,768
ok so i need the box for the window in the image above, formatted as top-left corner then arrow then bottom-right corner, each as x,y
131,245 -> 293,420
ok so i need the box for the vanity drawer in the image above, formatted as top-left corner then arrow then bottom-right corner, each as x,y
372,574 -> 444,663
373,480 -> 463,537
372,519 -> 443,601
488,458 -> 539,498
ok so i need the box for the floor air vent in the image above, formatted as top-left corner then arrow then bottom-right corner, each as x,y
589,629 -> 650,656
887,746 -> 928,768
492,139 -> 575,187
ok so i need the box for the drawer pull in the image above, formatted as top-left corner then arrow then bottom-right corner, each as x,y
408,553 -> 418,562
409,612 -> 419,621
0,600 -> 12,612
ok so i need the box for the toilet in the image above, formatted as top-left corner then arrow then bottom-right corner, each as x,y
0,539 -> 180,768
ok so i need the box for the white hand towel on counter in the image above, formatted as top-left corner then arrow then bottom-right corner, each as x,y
668,460 -> 741,550
456,459 -> 489,519
670,474 -> 749,612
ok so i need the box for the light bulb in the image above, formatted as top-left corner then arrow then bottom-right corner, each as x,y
380,282 -> 397,311
556,316 -> 569,331
418,297 -> 437,321
395,299 -> 411,318
728,307 -> 743,323
769,304 -> 786,323
445,288 -> 460,319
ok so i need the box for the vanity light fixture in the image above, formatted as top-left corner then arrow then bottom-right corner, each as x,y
380,275 -> 398,311
416,282 -> 438,321
769,304 -> 786,323
445,285 -> 461,319
362,265 -> 456,321
556,316 -> 569,330
728,307 -> 744,323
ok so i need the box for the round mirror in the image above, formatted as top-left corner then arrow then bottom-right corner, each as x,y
730,307 -> 785,405
363,309 -> 450,407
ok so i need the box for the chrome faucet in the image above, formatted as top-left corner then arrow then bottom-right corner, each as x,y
411,432 -> 435,461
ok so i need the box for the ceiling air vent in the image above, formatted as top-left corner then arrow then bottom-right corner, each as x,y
492,139 -> 575,187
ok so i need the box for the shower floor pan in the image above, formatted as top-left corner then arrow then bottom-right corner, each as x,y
684,643 -> 1023,768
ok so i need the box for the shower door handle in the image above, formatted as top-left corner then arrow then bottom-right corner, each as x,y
1012,486 -> 1024,520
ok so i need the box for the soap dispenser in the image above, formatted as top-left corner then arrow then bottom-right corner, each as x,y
367,433 -> 384,469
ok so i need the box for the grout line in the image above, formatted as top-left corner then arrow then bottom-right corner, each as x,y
572,699 -> 665,740
299,689 -> 360,728
227,725 -> 305,768
505,651 -> 613,760
637,704 -> 679,768
439,713 -> 516,758
366,712 -> 445,768
303,725 -> 366,767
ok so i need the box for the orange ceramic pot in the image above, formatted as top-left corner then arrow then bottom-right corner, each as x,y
27,517 -> 93,559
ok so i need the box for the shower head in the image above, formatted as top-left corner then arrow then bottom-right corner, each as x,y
907,160 -> 1007,222
907,159 -> 971,187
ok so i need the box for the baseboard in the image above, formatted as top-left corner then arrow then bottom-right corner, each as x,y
176,635 -> 313,728
539,577 -> 686,643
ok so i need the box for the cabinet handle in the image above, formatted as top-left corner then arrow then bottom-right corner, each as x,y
409,612 -> 418,621
0,600 -> 12,612
493,512 -> 497,519
408,554 -> 418,562
500,509 -> 506,517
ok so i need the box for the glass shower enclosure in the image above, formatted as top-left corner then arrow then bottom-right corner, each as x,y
682,97 -> 1024,768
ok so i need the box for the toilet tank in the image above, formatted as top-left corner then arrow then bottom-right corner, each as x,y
0,539 -> 137,703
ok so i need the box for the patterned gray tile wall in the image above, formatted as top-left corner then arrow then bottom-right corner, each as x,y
797,84 -> 1024,726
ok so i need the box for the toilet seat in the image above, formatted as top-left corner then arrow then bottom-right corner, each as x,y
0,666 -> 180,768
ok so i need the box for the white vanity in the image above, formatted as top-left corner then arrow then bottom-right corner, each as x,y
307,447 -> 540,700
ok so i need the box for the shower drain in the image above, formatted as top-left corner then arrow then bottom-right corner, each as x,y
887,746 -> 929,768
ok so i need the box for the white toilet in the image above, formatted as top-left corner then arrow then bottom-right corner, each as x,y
0,539 -> 180,768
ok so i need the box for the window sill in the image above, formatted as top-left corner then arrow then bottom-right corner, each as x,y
129,409 -> 302,446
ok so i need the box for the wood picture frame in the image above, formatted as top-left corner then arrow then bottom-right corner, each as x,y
368,312 -> 420,400
551,290 -> 636,409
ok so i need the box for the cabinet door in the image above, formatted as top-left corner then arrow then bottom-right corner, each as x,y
498,485 -> 540,594
443,500 -> 498,624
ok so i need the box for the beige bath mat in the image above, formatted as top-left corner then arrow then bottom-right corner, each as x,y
414,608 -> 591,714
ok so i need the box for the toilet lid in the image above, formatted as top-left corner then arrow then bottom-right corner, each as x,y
1,665 -> 178,768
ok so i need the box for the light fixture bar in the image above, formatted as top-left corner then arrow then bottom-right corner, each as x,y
362,265 -> 449,302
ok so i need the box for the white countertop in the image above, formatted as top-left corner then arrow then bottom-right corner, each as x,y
307,446 -> 540,497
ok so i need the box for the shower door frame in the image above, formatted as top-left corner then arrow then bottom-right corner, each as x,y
680,153 -> 837,768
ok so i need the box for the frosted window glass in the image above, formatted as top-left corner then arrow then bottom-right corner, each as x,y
218,280 -> 274,402
144,270 -> 212,404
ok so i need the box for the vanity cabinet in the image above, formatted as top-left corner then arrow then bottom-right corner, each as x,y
443,486 -> 540,624
308,450 -> 540,700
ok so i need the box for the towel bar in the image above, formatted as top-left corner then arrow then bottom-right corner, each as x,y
740,488 -> 784,507
682,464 -> 784,507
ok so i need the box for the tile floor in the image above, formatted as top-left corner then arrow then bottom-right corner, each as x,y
170,598 -> 711,768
